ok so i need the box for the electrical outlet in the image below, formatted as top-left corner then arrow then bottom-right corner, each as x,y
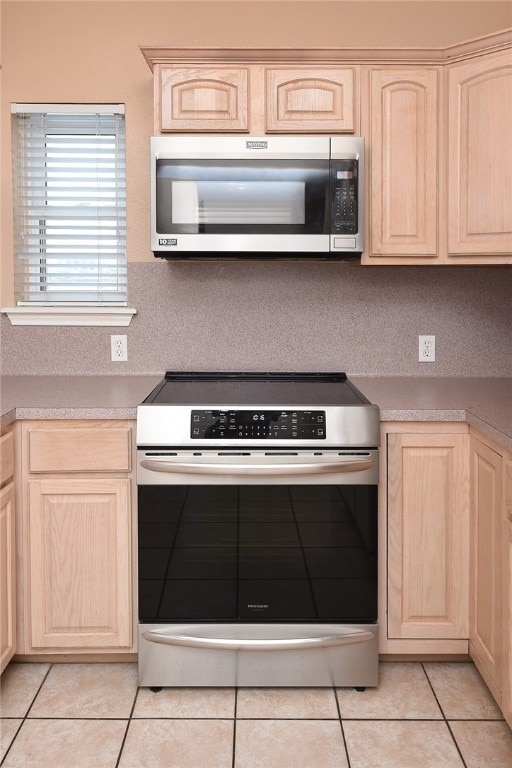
111,334 -> 128,362
419,334 -> 436,363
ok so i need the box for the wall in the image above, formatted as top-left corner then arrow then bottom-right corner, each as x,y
1,2 -> 511,377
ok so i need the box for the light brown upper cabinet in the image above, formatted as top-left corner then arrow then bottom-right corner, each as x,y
265,68 -> 355,133
362,68 -> 440,264
446,49 -> 512,263
152,61 -> 356,134
159,66 -> 249,132
142,32 -> 511,264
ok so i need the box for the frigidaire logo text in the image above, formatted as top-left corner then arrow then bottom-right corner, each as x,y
248,604 -> 269,610
246,141 -> 268,149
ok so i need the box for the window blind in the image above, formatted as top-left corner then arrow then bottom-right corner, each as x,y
11,105 -> 127,304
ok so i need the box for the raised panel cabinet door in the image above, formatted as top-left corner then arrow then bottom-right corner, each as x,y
159,66 -> 249,131
469,436 -> 503,698
265,68 -> 355,132
387,433 -> 469,639
28,478 -> 132,650
447,49 -> 512,258
503,515 -> 512,728
368,68 -> 439,259
0,484 -> 16,673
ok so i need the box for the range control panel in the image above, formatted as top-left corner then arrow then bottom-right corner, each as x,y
190,410 -> 326,439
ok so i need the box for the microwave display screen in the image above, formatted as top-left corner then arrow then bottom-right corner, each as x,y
156,159 -> 329,235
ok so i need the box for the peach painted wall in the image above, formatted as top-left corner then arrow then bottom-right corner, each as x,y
1,1 -> 511,304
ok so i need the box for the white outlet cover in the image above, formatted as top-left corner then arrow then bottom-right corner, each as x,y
419,335 -> 436,363
111,334 -> 128,362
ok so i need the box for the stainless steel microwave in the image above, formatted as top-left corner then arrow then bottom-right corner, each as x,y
150,135 -> 364,258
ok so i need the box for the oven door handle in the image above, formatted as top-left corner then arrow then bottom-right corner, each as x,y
139,458 -> 375,476
141,628 -> 374,651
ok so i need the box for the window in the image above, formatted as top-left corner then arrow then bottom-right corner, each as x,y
11,104 -> 126,305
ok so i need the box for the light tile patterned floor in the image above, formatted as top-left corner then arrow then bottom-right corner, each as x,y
1,661 -> 511,767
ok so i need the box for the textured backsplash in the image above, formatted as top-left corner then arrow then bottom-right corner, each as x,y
1,261 -> 511,377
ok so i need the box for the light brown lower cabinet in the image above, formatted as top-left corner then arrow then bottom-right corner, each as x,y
0,482 -> 16,672
469,433 -> 503,702
503,513 -> 512,728
384,425 -> 470,654
0,426 -> 16,673
16,420 -> 136,655
469,431 -> 512,728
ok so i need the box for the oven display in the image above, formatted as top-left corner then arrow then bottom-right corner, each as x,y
190,410 -> 326,439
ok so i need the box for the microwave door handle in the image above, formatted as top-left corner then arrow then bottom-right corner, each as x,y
141,628 -> 374,651
139,458 -> 375,476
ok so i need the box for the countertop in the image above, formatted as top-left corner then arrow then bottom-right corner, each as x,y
1,375 -> 510,452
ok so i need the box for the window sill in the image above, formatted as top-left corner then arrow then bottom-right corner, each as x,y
1,307 -> 137,327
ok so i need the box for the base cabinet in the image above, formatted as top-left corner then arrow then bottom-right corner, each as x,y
386,430 -> 469,647
469,434 -> 503,702
503,514 -> 512,728
17,421 -> 135,655
0,483 -> 16,672
0,427 -> 16,673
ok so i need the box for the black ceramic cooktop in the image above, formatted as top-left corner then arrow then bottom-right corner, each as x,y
143,372 -> 370,407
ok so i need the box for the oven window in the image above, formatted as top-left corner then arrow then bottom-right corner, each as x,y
138,484 -> 377,623
155,159 -> 329,235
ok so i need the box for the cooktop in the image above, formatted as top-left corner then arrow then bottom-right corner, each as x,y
142,371 -> 370,407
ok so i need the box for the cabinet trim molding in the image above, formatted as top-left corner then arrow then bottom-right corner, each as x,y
141,30 -> 512,69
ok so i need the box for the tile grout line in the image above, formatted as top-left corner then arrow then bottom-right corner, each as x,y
114,681 -> 141,768
333,685 -> 353,768
0,662 -> 54,767
232,687 -> 238,768
421,662 -> 468,768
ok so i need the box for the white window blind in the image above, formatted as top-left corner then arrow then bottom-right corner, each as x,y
11,105 -> 127,305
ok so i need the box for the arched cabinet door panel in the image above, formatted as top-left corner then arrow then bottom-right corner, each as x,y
265,68 -> 355,132
159,66 -> 249,132
367,68 -> 439,261
447,49 -> 512,260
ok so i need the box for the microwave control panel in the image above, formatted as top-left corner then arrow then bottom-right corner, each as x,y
331,160 -> 358,235
190,410 -> 326,439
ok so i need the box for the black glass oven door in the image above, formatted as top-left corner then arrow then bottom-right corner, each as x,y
138,484 -> 377,624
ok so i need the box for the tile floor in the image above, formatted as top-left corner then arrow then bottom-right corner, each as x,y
1,661 -> 511,767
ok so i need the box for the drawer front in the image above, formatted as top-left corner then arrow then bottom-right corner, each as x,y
0,432 -> 14,487
28,427 -> 131,473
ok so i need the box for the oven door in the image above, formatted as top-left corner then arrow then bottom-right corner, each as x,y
137,449 -> 378,686
151,135 -> 331,253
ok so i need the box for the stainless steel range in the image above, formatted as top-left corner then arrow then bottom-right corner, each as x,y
136,372 -> 380,688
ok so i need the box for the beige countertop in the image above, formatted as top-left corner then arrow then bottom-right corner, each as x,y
1,375 -> 510,452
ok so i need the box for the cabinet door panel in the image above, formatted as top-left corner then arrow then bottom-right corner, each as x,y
369,68 -> 438,258
0,484 -> 16,672
469,437 -> 503,695
266,68 -> 355,132
0,431 -> 14,486
160,66 -> 249,132
387,433 -> 469,639
447,50 -> 512,257
503,514 -> 512,728
28,479 -> 132,649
